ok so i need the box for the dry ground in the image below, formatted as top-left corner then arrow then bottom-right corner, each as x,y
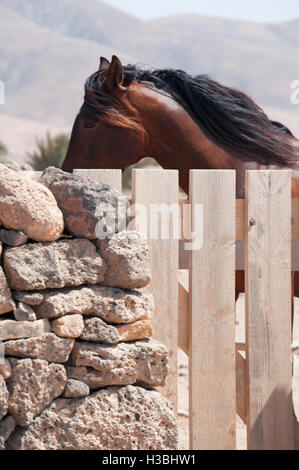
177,294 -> 299,450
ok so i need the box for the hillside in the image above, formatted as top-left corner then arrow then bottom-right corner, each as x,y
0,0 -> 142,46
0,0 -> 298,162
0,5 -> 133,123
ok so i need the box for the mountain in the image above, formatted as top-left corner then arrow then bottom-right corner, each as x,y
0,4 -> 133,124
0,0 -> 298,162
0,0 -> 142,47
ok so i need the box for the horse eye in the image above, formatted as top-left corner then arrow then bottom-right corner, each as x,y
84,122 -> 95,129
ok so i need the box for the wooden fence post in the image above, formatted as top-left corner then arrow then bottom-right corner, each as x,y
245,170 -> 293,450
189,170 -> 236,450
132,169 -> 179,413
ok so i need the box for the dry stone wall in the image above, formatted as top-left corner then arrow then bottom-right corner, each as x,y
0,164 -> 177,450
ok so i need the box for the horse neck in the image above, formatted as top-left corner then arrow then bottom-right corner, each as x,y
131,85 -> 243,193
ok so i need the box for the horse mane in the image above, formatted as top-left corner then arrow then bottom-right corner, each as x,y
124,65 -> 298,168
85,65 -> 298,168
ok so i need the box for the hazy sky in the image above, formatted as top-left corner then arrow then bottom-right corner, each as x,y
103,0 -> 299,22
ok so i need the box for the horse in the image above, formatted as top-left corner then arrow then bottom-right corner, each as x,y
62,55 -> 299,297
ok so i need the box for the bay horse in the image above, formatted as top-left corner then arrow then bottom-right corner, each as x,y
62,55 -> 299,297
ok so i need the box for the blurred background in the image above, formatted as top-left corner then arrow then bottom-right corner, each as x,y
0,0 -> 298,178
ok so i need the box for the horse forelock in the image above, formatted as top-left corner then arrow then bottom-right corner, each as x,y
83,70 -> 147,142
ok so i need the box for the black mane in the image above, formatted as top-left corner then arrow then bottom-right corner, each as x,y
123,65 -> 298,168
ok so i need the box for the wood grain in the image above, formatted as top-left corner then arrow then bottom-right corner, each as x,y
189,170 -> 236,450
245,170 -> 293,450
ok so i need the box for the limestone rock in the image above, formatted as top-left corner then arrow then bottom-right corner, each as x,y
52,315 -> 84,339
34,285 -> 154,323
0,359 -> 12,380
97,231 -> 151,289
7,385 -> 177,450
39,167 -> 128,239
0,318 -> 51,341
69,338 -> 168,388
0,415 -> 16,450
0,164 -> 64,242
80,317 -> 153,344
0,266 -> 15,315
0,228 -> 28,247
66,366 -> 108,390
0,375 -> 8,420
14,302 -> 37,321
7,358 -> 67,426
4,333 -> 74,363
63,379 -> 89,398
13,291 -> 44,306
3,239 -> 106,291
80,317 -> 119,344
117,319 -> 153,342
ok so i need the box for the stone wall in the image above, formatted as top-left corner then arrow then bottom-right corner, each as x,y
0,165 -> 177,450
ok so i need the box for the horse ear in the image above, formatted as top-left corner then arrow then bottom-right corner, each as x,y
106,55 -> 125,91
99,57 -> 110,71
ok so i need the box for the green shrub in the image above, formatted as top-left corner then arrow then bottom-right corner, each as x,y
27,131 -> 69,170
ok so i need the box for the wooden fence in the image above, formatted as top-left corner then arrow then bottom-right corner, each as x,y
73,168 -> 299,450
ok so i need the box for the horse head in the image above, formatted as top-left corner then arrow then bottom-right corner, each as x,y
62,56 -> 148,172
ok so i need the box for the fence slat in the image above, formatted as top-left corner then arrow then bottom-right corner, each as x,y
132,169 -> 179,412
73,169 -> 122,191
189,170 -> 236,450
245,170 -> 293,450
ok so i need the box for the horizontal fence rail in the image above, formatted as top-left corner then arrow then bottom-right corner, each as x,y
71,168 -> 298,450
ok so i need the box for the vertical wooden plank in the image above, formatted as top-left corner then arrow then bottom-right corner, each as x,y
189,170 -> 236,450
245,170 -> 293,450
73,169 -> 122,192
132,169 -> 179,412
